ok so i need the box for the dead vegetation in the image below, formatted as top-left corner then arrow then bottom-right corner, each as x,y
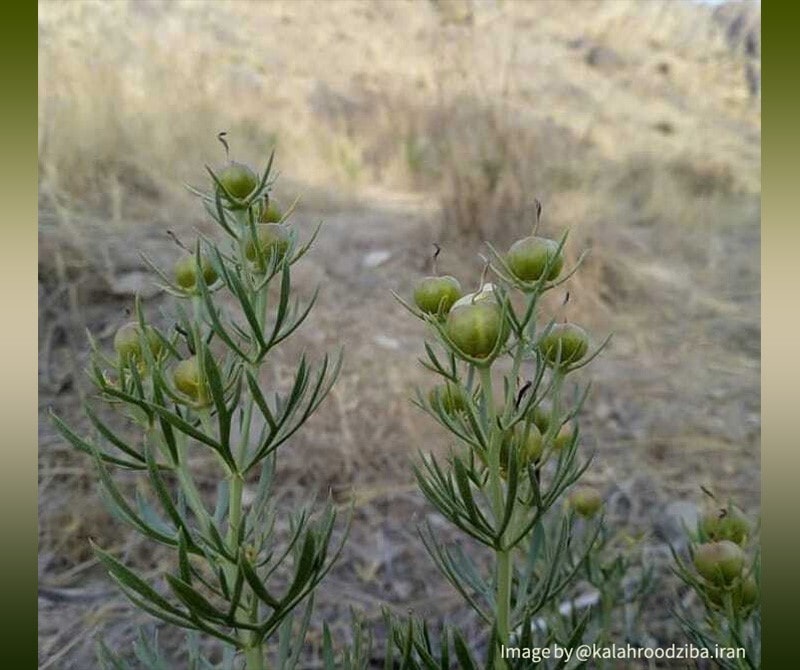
39,1 -> 760,666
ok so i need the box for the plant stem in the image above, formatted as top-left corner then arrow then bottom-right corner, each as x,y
245,644 -> 265,670
496,548 -> 513,665
480,365 -> 511,669
228,472 -> 243,546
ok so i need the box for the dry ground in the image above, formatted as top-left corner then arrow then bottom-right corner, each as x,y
39,1 -> 760,667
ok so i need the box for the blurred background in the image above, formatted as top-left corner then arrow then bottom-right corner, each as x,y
38,0 -> 760,666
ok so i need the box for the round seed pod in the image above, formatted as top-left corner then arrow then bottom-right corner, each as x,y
414,276 -> 462,316
429,382 -> 467,415
217,162 -> 258,200
700,505 -> 750,546
569,487 -> 603,518
174,254 -> 218,290
506,236 -> 563,282
538,323 -> 589,367
244,223 -> 290,264
173,356 -> 202,400
114,322 -> 163,361
693,541 -> 745,586
515,423 -> 544,463
446,300 -> 507,359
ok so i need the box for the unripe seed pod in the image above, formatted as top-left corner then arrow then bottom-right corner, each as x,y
531,405 -> 552,434
114,322 -> 163,360
705,574 -> 759,612
506,236 -> 564,282
700,505 -> 750,546
174,254 -> 218,290
245,223 -> 290,264
569,487 -> 603,518
739,575 -> 758,608
429,382 -> 467,415
515,423 -> 544,463
452,283 -> 496,309
173,356 -> 202,400
260,201 -> 282,223
446,300 -> 507,359
217,162 -> 258,200
539,323 -> 589,367
693,541 -> 745,585
553,423 -> 575,451
414,276 -> 462,316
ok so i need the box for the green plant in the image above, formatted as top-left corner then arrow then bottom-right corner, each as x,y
672,496 -> 761,669
390,205 -> 625,668
51,137 -> 347,669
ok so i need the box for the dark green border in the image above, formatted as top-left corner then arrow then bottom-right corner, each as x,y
6,0 -> 37,667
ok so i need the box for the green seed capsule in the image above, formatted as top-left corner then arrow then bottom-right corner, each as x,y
244,223 -> 290,264
531,405 -> 552,434
700,505 -> 750,546
173,357 -> 202,400
539,323 -> 589,367
569,487 -> 603,518
446,300 -> 506,359
217,162 -> 258,200
114,322 -> 163,360
174,255 -> 218,290
429,383 -> 467,415
739,575 -> 758,608
553,424 -> 575,451
414,276 -> 462,315
506,236 -> 563,282
693,541 -> 745,585
515,423 -> 544,463
260,201 -> 282,223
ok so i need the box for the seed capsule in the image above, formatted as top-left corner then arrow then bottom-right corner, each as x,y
414,276 -> 462,316
260,200 -> 282,223
173,356 -> 202,400
553,424 -> 575,451
446,300 -> 506,359
569,487 -> 603,518
739,575 -> 758,608
515,423 -> 544,463
429,383 -> 467,415
174,254 -> 218,290
700,505 -> 750,546
693,541 -> 745,585
506,236 -> 563,282
217,162 -> 258,200
114,322 -> 163,361
245,223 -> 290,264
538,323 -> 589,367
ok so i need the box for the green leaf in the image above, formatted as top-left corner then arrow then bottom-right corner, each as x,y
240,554 -> 281,609
93,543 -> 182,615
165,574 -> 227,623
246,369 -> 277,432
50,411 -> 147,471
451,630 -> 478,670
84,405 -> 146,464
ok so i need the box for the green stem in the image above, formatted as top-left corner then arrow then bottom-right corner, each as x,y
244,644 -> 265,670
480,365 -> 511,670
480,366 -> 503,520
496,549 -> 513,665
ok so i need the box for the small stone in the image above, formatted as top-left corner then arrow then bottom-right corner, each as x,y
374,335 -> 400,350
362,250 -> 392,268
